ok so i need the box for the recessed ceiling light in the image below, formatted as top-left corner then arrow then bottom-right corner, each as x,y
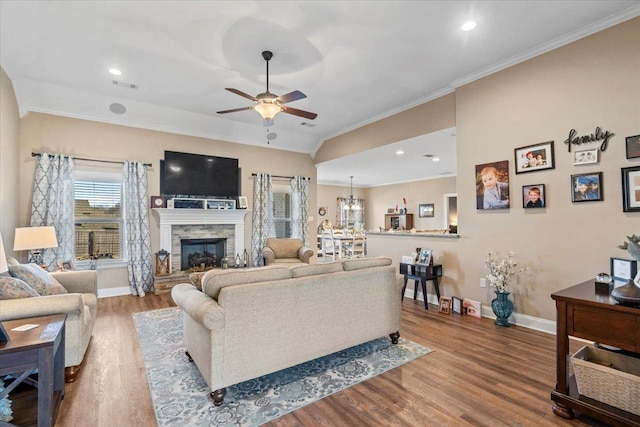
432,157 -> 441,162
396,150 -> 404,155
109,68 -> 122,76
461,21 -> 477,31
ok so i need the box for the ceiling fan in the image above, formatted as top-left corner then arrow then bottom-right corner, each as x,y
217,51 -> 318,127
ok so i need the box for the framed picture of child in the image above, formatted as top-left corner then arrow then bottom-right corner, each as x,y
571,172 -> 603,202
514,141 -> 555,174
522,184 -> 545,208
475,160 -> 510,210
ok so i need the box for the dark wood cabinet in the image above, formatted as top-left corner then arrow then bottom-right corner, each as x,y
551,280 -> 640,426
385,213 -> 413,230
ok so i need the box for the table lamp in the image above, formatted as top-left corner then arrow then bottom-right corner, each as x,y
0,232 -> 7,274
13,226 -> 59,266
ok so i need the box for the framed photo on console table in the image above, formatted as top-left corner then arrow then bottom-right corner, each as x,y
610,257 -> 637,282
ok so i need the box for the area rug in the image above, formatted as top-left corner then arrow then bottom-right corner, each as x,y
133,307 -> 432,427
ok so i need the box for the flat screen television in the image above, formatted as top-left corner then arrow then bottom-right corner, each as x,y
163,151 -> 239,198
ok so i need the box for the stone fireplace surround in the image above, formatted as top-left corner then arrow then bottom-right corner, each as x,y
153,208 -> 249,274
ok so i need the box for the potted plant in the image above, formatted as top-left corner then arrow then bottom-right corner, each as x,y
484,251 -> 527,326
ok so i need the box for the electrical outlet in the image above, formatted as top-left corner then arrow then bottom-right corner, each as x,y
480,278 -> 487,288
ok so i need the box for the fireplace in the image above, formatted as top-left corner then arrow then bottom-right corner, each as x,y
181,238 -> 226,270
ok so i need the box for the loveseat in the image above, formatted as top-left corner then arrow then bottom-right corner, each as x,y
0,262 -> 98,382
171,256 -> 401,405
262,238 -> 314,266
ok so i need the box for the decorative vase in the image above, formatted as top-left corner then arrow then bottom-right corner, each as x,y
491,291 -> 513,327
610,276 -> 640,306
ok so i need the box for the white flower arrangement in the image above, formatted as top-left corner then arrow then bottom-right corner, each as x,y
484,250 -> 527,293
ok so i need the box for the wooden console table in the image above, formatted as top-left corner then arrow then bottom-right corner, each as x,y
0,314 -> 66,427
399,262 -> 443,309
551,280 -> 640,426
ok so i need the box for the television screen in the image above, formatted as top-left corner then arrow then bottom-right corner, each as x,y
163,151 -> 239,198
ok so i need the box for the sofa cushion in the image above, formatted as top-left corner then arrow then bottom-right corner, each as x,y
342,257 -> 392,271
202,265 -> 292,299
9,263 -> 68,296
290,262 -> 344,278
0,277 -> 40,299
265,238 -> 303,258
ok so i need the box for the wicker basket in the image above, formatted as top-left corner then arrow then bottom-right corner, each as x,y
571,345 -> 640,416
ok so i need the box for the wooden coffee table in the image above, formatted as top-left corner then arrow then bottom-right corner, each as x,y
0,314 -> 66,427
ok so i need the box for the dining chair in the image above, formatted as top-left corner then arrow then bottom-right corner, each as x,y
321,231 -> 340,262
344,235 -> 366,259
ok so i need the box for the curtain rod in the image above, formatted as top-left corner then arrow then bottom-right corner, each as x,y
32,152 -> 152,167
251,173 -> 311,181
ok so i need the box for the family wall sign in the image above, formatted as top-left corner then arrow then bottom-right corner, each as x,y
563,126 -> 615,152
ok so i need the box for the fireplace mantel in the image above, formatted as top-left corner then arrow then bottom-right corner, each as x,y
152,208 -> 250,273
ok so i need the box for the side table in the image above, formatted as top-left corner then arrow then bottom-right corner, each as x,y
0,314 -> 66,427
399,262 -> 443,309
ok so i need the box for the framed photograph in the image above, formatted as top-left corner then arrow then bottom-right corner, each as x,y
571,172 -> 603,202
476,160 -> 510,210
414,247 -> 422,264
438,297 -> 452,314
317,206 -> 327,217
418,203 -> 434,218
621,166 -> 640,212
463,298 -> 481,318
387,208 -> 395,213
57,259 -> 76,271
573,148 -> 599,165
522,184 -> 545,208
417,248 -> 432,265
610,257 -> 638,281
451,296 -> 463,314
150,195 -> 166,209
514,141 -> 555,174
238,196 -> 248,209
626,134 -> 640,159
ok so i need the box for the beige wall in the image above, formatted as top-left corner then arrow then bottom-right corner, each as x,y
314,93 -> 455,163
455,17 -> 640,320
16,113 -> 317,287
0,67 -> 21,256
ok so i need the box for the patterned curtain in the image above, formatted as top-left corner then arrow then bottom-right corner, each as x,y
251,173 -> 274,266
290,176 -> 311,247
122,161 -> 153,296
30,153 -> 75,270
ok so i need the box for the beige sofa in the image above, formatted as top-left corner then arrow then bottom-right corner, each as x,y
0,267 -> 98,382
171,257 -> 401,405
262,238 -> 314,265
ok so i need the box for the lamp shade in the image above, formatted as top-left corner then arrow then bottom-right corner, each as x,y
0,232 -> 8,273
14,226 -> 59,251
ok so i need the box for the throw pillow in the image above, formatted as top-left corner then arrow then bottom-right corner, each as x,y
8,264 -> 68,296
0,277 -> 40,300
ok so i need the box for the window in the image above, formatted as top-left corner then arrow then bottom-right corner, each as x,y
74,171 -> 123,263
272,189 -> 291,238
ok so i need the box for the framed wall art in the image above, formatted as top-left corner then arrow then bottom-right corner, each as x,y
418,203 -> 434,217
621,166 -> 640,212
475,160 -> 510,210
238,196 -> 248,209
522,184 -> 545,208
571,172 -> 603,202
573,148 -> 599,165
626,134 -> 640,159
451,296 -> 463,314
514,141 -> 555,174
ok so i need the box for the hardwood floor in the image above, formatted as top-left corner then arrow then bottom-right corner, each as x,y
55,293 -> 599,426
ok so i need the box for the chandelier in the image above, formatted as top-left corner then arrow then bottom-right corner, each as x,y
345,176 -> 360,210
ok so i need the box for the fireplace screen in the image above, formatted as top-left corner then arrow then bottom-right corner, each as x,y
180,238 -> 226,270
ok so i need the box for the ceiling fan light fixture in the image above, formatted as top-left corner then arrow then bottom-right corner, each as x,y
254,101 -> 282,121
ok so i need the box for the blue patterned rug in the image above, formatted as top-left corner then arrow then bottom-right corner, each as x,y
133,307 -> 432,427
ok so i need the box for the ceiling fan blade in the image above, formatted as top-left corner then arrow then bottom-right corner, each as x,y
217,106 -> 254,114
282,106 -> 318,120
225,88 -> 257,101
277,90 -> 307,104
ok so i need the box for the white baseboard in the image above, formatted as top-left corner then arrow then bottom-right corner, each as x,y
98,286 -> 131,298
404,289 -> 556,335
